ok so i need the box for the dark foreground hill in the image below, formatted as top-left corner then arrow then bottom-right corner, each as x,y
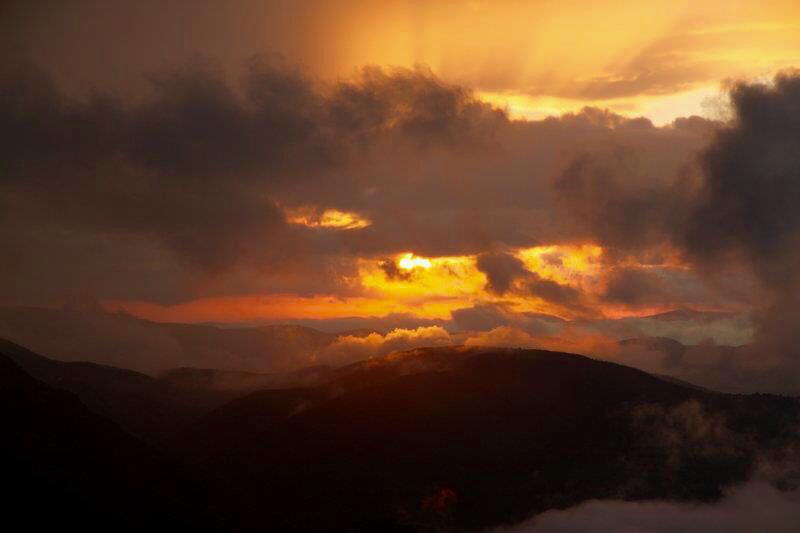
0,352 -> 217,531
175,346 -> 800,531
3,340 -> 798,531
0,338 -> 335,443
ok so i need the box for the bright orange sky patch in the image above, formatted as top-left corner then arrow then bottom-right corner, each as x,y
104,245 -> 637,324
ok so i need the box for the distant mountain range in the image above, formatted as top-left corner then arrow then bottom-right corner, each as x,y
0,306 -> 373,375
0,305 -> 753,377
641,308 -> 738,322
3,338 -> 797,530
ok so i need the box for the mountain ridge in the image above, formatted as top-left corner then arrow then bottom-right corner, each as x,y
172,345 -> 800,530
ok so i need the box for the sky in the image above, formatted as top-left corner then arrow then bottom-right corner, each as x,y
5,1 -> 800,121
3,0 -> 800,354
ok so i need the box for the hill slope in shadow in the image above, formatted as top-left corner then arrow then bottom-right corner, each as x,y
0,351 -> 217,531
176,346 -> 800,530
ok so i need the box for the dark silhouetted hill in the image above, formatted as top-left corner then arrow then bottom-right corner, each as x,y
0,337 -> 340,443
0,351 -> 217,531
5,337 -> 797,531
175,346 -> 800,531
0,338 -> 228,442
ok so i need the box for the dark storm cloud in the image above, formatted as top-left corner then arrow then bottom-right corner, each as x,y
555,71 -> 800,298
545,71 -> 800,391
475,252 -> 587,312
476,252 -> 528,295
0,47 -> 733,320
0,60 -> 507,304
680,72 -> 800,366
0,60 -> 295,274
523,276 -> 585,310
553,143 -> 698,254
550,111 -> 719,261
685,72 -> 800,269
602,268 -> 667,306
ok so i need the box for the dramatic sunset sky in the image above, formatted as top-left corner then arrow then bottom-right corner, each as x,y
3,0 -> 800,344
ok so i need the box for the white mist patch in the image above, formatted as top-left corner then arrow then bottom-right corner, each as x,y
503,481 -> 800,533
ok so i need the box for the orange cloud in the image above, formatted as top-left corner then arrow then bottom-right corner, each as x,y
104,244 -> 625,324
323,0 -> 800,124
284,206 -> 371,230
101,241 -> 725,326
316,326 -> 453,365
516,244 -> 604,286
462,325 -> 608,351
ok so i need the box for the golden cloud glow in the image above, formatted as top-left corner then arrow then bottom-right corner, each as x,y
398,253 -> 432,270
517,244 -> 604,286
285,206 -> 371,230
357,245 -> 608,319
359,253 -> 484,307
478,86 -> 722,126
104,294 -> 465,322
105,244 -> 708,324
307,0 -> 800,124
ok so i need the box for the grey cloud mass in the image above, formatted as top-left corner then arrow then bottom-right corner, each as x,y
5,40 -> 800,400
1,56 -> 718,307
